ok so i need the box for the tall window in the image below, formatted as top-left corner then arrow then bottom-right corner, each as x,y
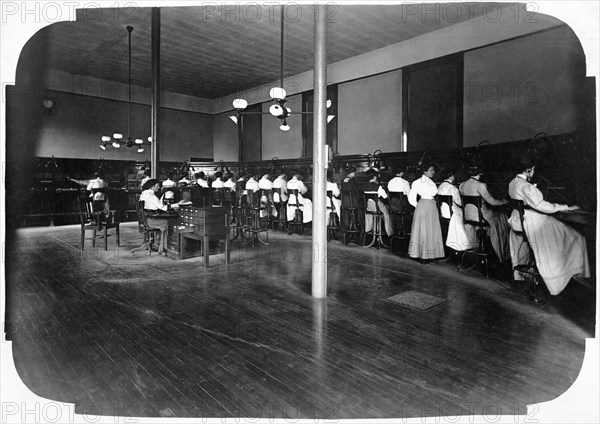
241,103 -> 262,162
302,85 -> 338,157
403,54 -> 464,151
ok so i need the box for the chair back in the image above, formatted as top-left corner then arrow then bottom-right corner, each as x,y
461,195 -> 488,228
272,187 -> 283,204
213,187 -> 225,206
191,187 -> 211,207
289,189 -> 302,208
340,182 -> 360,210
436,195 -> 454,220
247,189 -> 261,209
509,198 -> 529,241
326,190 -> 336,212
223,187 -> 234,204
260,188 -> 272,205
364,191 -> 382,215
135,199 -> 149,233
388,191 -> 410,214
78,195 -> 98,225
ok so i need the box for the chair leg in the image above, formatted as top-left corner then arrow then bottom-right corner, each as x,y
148,232 -> 154,257
116,225 -> 120,247
529,276 -> 547,304
104,226 -> 108,251
80,226 -> 85,251
92,229 -> 96,248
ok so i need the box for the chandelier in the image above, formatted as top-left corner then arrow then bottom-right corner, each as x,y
100,26 -> 151,153
230,6 -> 335,131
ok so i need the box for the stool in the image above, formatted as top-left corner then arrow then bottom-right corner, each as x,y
259,188 -> 275,230
363,191 -> 388,249
272,187 -> 287,232
287,189 -> 304,236
340,188 -> 362,246
326,190 -> 340,241
231,190 -> 249,242
244,190 -> 269,246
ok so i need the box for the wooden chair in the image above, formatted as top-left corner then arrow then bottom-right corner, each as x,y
78,196 -> 120,251
461,195 -> 490,277
363,191 -> 388,249
190,187 -> 212,207
287,189 -> 304,236
340,185 -> 362,245
388,191 -> 411,254
259,188 -> 275,229
212,187 -> 225,206
326,190 -> 340,241
131,200 -> 161,256
509,199 -> 546,303
271,187 -> 287,232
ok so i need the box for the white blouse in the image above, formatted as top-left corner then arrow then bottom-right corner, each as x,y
509,174 -> 569,214
408,175 -> 438,208
245,178 -> 259,192
258,177 -> 273,190
287,177 -> 308,195
140,189 -> 167,211
387,176 -> 410,195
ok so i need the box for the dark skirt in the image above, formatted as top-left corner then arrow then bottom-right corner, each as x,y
147,217 -> 168,231
408,199 -> 445,259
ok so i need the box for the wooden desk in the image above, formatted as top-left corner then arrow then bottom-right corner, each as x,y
554,210 -> 595,227
555,209 -> 596,290
168,206 -> 230,267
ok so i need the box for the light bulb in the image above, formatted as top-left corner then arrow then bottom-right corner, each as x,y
269,87 -> 286,101
279,120 -> 290,131
113,133 -> 123,140
99,144 -> 106,150
147,136 -> 152,143
269,104 -> 284,117
101,136 -> 111,142
137,147 -> 144,153
232,98 -> 248,110
135,138 -> 143,144
327,115 -> 336,123
112,141 -> 121,148
229,115 -> 238,124
326,99 -> 332,108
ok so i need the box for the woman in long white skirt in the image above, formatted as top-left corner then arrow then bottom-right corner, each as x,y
508,159 -> 590,295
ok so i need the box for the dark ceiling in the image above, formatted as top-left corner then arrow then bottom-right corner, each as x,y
40,3 -> 517,99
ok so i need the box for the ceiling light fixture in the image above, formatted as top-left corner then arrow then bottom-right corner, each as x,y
229,6 -> 336,132
230,6 -> 293,131
99,26 -> 150,153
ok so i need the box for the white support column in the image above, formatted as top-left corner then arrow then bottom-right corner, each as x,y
311,6 -> 327,299
150,7 -> 160,179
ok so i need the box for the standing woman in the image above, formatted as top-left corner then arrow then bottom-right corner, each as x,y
408,163 -> 445,263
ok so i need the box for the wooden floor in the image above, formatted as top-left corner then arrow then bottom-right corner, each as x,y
4,223 -> 596,419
